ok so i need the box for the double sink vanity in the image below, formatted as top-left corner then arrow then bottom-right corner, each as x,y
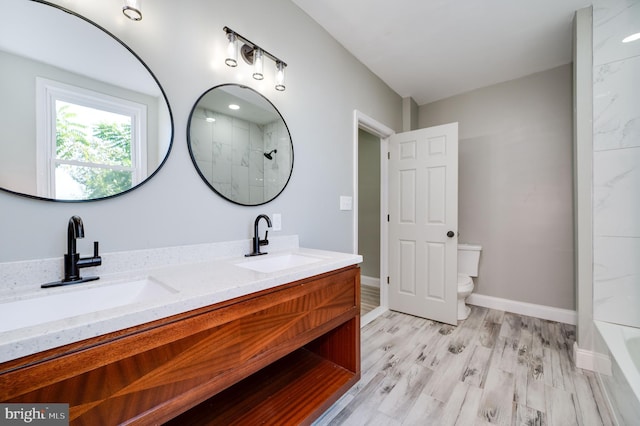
0,237 -> 362,424
0,2 -> 360,424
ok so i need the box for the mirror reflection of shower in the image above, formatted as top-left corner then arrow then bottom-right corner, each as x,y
189,84 -> 293,205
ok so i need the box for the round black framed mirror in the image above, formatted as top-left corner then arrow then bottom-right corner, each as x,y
187,84 -> 293,206
0,0 -> 174,202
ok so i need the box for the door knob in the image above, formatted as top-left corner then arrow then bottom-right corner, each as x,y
447,230 -> 455,238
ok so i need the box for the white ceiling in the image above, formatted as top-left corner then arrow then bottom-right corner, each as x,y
292,0 -> 590,105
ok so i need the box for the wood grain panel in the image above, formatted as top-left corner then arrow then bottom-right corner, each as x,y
0,266 -> 361,425
166,343 -> 358,425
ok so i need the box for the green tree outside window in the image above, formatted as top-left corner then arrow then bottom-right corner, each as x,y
55,103 -> 133,199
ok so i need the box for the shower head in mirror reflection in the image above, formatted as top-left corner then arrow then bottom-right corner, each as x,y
264,149 -> 277,160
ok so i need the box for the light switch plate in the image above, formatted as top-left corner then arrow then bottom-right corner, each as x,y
272,213 -> 282,231
339,196 -> 353,211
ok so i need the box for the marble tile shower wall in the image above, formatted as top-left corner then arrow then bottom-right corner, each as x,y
190,108 -> 288,204
592,0 -> 640,328
263,120 -> 292,200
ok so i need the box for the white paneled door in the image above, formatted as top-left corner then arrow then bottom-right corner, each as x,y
388,123 -> 458,325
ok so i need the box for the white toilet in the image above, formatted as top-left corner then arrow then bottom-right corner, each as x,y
457,244 -> 482,320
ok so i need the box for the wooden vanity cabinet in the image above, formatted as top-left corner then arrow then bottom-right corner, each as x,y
0,266 -> 361,425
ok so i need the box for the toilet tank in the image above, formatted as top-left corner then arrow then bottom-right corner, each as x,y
458,244 -> 482,277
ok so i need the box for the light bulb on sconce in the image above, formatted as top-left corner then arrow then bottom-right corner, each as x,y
223,27 -> 288,91
252,48 -> 264,80
225,31 -> 238,67
122,0 -> 142,21
275,61 -> 286,91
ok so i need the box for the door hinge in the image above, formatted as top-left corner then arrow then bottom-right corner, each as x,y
387,152 -> 390,160
387,276 -> 390,284
387,214 -> 390,222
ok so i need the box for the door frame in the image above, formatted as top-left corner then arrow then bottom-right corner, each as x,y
353,110 -> 394,327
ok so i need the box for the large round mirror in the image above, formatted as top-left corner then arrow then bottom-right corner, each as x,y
188,84 -> 293,206
0,0 -> 173,202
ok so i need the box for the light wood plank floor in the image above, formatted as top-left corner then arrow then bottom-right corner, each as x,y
361,285 -> 380,316
315,307 -> 614,426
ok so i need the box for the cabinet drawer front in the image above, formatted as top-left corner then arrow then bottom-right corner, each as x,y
1,267 -> 359,425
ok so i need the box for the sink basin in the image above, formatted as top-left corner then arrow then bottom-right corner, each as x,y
0,277 -> 176,333
235,253 -> 322,273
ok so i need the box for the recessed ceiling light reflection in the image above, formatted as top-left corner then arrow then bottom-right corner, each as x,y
229,104 -> 240,110
622,32 -> 640,43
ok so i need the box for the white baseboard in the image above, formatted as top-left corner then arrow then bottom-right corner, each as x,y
361,275 -> 380,288
466,293 -> 577,325
573,342 -> 612,375
361,306 -> 387,327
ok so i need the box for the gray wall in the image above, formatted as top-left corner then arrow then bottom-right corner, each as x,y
419,65 -> 574,310
358,129 -> 381,279
402,97 -> 419,131
0,0 -> 402,262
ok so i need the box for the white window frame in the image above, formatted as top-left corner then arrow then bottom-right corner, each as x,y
36,77 -> 147,198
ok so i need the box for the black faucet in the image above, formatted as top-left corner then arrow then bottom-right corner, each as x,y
42,216 -> 102,288
246,214 -> 272,257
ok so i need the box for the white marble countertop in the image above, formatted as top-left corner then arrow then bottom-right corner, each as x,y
0,245 -> 362,364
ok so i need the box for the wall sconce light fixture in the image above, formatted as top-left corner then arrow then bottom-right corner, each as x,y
123,0 -> 142,21
224,27 -> 287,91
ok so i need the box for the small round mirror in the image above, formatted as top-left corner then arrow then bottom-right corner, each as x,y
187,84 -> 293,206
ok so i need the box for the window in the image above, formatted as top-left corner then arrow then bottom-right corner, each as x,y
36,78 -> 147,199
